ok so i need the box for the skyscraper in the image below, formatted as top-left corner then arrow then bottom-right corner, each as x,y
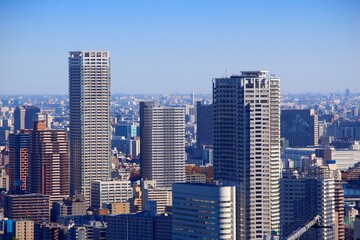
196,101 -> 213,150
13,106 -> 25,131
69,51 -> 111,205
281,109 -> 319,147
140,102 -> 185,189
27,120 -> 70,201
8,129 -> 31,192
24,106 -> 41,130
213,71 -> 281,239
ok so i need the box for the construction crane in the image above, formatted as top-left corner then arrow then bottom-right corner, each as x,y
286,215 -> 332,240
264,215 -> 332,240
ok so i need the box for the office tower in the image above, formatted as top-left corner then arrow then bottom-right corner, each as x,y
140,102 -> 185,188
213,71 -> 281,239
67,226 -> 87,240
13,106 -> 25,131
280,168 -> 335,239
27,120 -> 70,201
172,183 -> 236,240
24,106 -> 41,129
69,51 -> 111,206
8,130 -> 31,192
281,109 -> 319,147
196,101 -> 213,150
90,180 -> 133,209
4,194 -> 50,223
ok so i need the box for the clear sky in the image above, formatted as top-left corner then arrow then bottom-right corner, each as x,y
0,0 -> 359,95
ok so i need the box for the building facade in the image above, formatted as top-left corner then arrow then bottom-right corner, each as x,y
91,180 -> 133,209
213,71 -> 281,239
69,51 -> 111,206
27,120 -> 70,201
172,183 -> 236,240
196,101 -> 213,150
140,102 -> 185,189
281,109 -> 319,147
8,130 -> 31,192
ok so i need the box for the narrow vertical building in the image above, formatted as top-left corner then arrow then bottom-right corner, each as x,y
213,71 -> 281,239
140,102 -> 185,189
13,106 -> 25,131
69,51 -> 111,206
24,106 -> 41,130
8,130 -> 31,192
196,101 -> 213,150
27,120 -> 70,201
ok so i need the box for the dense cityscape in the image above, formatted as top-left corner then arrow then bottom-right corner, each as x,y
1,0 -> 359,239
0,51 -> 359,239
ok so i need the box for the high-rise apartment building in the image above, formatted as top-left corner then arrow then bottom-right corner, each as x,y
8,130 -> 31,192
27,120 -> 70,201
280,168 -> 335,240
140,102 -> 185,189
213,71 -> 281,239
4,194 -> 50,223
69,51 -> 111,206
281,109 -> 319,147
172,183 -> 236,240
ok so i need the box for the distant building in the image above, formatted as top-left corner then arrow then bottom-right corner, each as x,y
172,183 -> 236,240
281,109 -> 319,147
185,173 -> 206,183
8,129 -> 31,192
13,220 -> 34,240
27,120 -> 70,201
69,51 -> 111,206
196,101 -> 213,150
141,180 -> 172,213
35,222 -> 67,240
4,194 -> 50,223
91,180 -> 133,209
24,106 -> 41,130
108,202 -> 130,214
107,211 -> 172,240
67,225 -> 86,240
51,195 -> 87,222
140,102 -> 185,189
13,106 -> 25,131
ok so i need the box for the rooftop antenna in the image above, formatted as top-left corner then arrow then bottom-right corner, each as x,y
225,69 -> 228,78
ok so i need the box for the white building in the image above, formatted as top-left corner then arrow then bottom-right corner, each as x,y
91,180 -> 133,209
213,71 -> 280,239
172,183 -> 236,240
140,102 -> 185,189
69,51 -> 111,206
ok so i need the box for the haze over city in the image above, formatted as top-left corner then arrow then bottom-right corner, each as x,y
0,0 -> 359,95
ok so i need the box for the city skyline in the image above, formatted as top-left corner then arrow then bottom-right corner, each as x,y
0,1 -> 359,95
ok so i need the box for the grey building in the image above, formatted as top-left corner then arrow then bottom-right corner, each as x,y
280,168 -> 335,240
213,71 -> 281,239
13,106 -> 25,131
196,101 -> 213,150
69,51 -> 111,206
140,102 -> 185,189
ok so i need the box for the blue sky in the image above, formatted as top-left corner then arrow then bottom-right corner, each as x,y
0,0 -> 359,94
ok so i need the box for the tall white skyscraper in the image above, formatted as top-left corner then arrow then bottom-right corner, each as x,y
213,71 -> 281,239
69,51 -> 111,206
140,102 -> 185,189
